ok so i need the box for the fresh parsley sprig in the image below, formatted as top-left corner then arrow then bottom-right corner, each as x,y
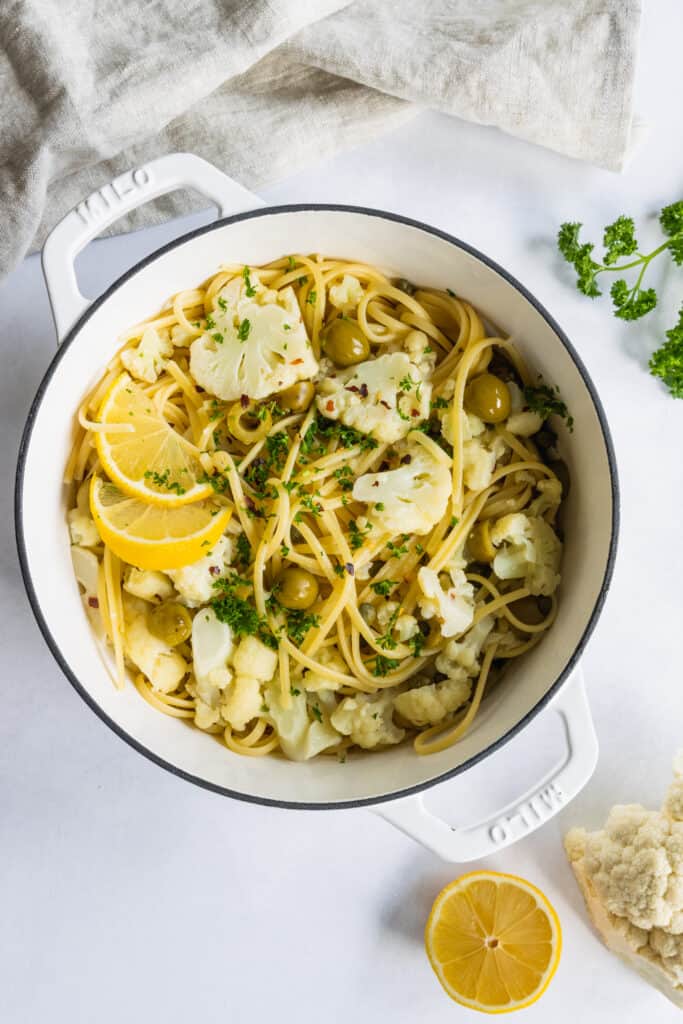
557,202 -> 683,397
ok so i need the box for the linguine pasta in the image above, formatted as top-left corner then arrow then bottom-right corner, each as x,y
66,254 -> 567,762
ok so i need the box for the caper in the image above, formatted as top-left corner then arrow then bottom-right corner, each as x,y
467,520 -> 495,563
278,380 -> 315,413
276,567 -> 319,610
464,373 -> 511,423
320,318 -> 370,367
507,596 -> 546,626
547,458 -> 570,497
147,601 -> 192,646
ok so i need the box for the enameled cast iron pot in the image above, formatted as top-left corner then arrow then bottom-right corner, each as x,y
15,154 -> 619,861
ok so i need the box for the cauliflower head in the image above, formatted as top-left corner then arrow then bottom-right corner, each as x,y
463,433 -> 506,492
329,274 -> 363,311
165,535 -> 232,607
394,675 -> 472,728
440,405 -> 485,448
121,326 -> 173,384
233,635 -> 278,682
490,513 -> 562,596
331,690 -> 405,750
403,329 -> 437,378
123,567 -> 174,604
565,753 -> 683,1008
301,647 -> 348,693
352,436 -> 450,536
190,273 -> 318,401
417,566 -> 475,638
316,352 -> 431,444
220,675 -> 262,731
435,616 -> 495,678
191,607 -> 233,705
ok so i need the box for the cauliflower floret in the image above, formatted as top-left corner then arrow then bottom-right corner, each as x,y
352,436 -> 450,535
440,406 -> 485,447
165,536 -> 232,607
403,329 -> 437,377
435,616 -> 495,678
221,674 -> 262,731
170,322 -> 196,347
565,753 -> 683,1008
194,699 -> 221,731
528,477 -> 563,519
123,567 -> 174,604
266,681 -> 341,760
506,410 -> 544,437
394,675 -> 472,727
331,690 -> 405,750
121,326 -> 173,384
123,597 -> 187,693
301,647 -> 348,693
376,600 -> 400,632
463,433 -> 506,491
417,567 -> 475,638
329,274 -> 363,311
232,635 -> 277,682
71,545 -> 104,636
316,352 -> 431,444
68,508 -> 100,547
191,607 -> 233,708
190,274 -> 318,401
395,614 -> 419,642
490,513 -> 562,596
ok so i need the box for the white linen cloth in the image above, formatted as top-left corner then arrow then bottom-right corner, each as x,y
0,0 -> 642,280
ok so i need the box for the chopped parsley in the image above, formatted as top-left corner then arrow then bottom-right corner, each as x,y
217,296 -> 227,312
284,609 -> 320,646
306,290 -> 317,305
408,632 -> 426,658
375,502 -> 385,512
311,704 -> 323,723
237,318 -> 251,342
287,256 -> 296,270
333,465 -> 354,492
348,518 -> 372,551
280,542 -> 290,558
524,382 -> 574,431
371,655 -> 400,677
205,314 -> 216,330
370,579 -> 396,597
242,266 -> 256,297
143,468 -> 186,496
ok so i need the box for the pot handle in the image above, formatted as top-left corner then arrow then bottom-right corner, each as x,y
41,152 -> 264,343
375,668 -> 597,862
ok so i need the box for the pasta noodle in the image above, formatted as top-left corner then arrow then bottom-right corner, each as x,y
66,255 -> 569,762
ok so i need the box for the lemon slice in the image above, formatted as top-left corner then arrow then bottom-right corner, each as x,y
90,475 -> 231,570
425,870 -> 562,1014
95,372 -> 213,506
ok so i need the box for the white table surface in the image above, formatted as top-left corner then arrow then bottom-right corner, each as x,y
2,6 -> 682,1022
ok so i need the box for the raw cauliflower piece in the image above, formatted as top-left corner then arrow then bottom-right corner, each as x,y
68,508 -> 100,548
266,681 -> 341,761
121,326 -> 173,384
352,436 -> 450,535
316,352 -> 431,444
233,635 -> 277,682
331,690 -> 405,750
417,566 -> 475,638
123,598 -> 187,693
123,567 -> 174,604
490,513 -> 562,596
301,647 -> 348,693
403,329 -> 436,377
165,536 -> 232,608
329,274 -> 363,311
221,674 -> 262,731
565,753 -> 683,1009
463,433 -> 506,491
435,616 -> 495,678
394,675 -> 472,727
191,607 -> 233,707
189,274 -> 317,401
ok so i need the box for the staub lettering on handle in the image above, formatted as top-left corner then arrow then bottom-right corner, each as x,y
487,782 -> 566,845
75,167 -> 152,227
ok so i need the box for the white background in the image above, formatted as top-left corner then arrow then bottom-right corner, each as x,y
2,5 -> 682,1022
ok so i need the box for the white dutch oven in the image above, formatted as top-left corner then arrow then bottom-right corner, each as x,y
15,154 -> 619,861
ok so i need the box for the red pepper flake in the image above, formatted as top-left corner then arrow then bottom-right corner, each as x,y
345,562 -> 355,576
240,394 -> 250,409
345,385 -> 360,394
410,408 -> 419,417
379,400 -> 391,410
209,566 -> 221,576
326,400 -> 335,412
291,358 -> 304,365
371,480 -> 380,487
359,383 -> 369,398
88,597 -> 99,609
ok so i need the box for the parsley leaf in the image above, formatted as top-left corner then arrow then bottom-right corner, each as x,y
237,319 -> 251,342
371,655 -> 400,677
524,383 -> 574,431
370,579 -> 396,597
650,305 -> 683,399
242,266 -> 256,297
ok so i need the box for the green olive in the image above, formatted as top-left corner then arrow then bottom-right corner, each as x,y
467,520 -> 496,563
547,459 -> 570,497
321,318 -> 370,367
278,380 -> 315,413
147,601 -> 192,646
276,567 -> 319,610
464,373 -> 511,423
507,596 -> 547,626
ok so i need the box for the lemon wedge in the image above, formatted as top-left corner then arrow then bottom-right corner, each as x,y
95,372 -> 213,506
89,475 -> 231,570
425,870 -> 562,1014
